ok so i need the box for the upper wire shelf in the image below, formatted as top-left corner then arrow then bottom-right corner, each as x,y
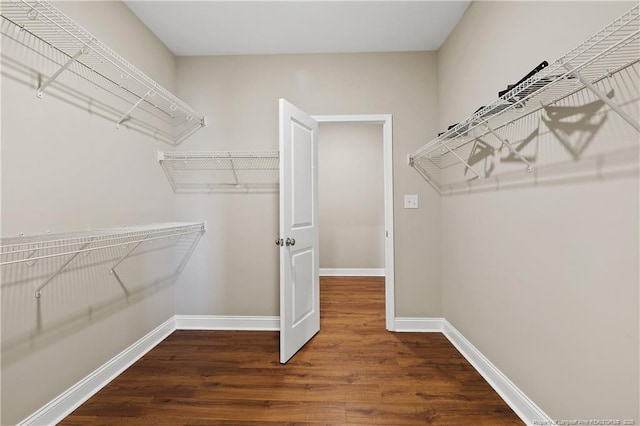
0,0 -> 206,145
158,151 -> 280,193
409,5 -> 640,194
0,222 -> 206,297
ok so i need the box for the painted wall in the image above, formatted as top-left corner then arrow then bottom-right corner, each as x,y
6,2 -> 633,424
318,124 -> 384,270
173,52 -> 440,317
0,2 -> 184,424
437,1 -> 639,421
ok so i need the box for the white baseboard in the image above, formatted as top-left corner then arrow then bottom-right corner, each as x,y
442,320 -> 552,425
18,316 -> 176,426
394,317 -> 444,332
319,268 -> 385,277
175,315 -> 280,331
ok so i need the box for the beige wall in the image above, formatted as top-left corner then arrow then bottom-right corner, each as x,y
6,2 -> 633,424
318,124 -> 384,269
438,1 -> 638,421
1,2 -> 181,424
173,52 -> 441,317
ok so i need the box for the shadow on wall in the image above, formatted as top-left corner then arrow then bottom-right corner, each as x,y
0,233 -> 202,366
0,17 -> 199,146
542,90 -> 615,160
414,63 -> 640,195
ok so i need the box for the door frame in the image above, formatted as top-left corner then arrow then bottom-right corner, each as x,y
312,114 -> 395,331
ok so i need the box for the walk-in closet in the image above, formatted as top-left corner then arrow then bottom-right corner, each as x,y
1,1 -> 638,424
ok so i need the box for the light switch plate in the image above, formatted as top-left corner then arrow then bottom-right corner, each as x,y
404,194 -> 418,209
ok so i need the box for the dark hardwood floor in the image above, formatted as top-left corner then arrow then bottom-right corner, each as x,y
62,276 -> 523,425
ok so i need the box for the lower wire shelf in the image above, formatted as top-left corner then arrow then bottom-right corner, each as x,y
158,151 -> 280,193
0,222 -> 206,297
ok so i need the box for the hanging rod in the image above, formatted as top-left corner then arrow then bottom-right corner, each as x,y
0,0 -> 206,144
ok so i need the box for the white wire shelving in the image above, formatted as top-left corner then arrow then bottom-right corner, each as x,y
0,222 -> 206,298
409,5 -> 640,194
158,151 -> 280,193
0,0 -> 206,145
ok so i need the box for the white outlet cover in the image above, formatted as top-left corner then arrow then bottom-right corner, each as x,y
404,194 -> 418,209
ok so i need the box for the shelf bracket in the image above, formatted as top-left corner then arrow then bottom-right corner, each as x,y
109,234 -> 151,275
407,154 -> 414,166
108,233 -> 153,296
438,140 -> 482,180
37,45 -> 89,98
25,246 -> 40,267
35,238 -> 94,298
563,64 -> 640,132
485,125 -> 533,172
116,89 -> 155,128
229,155 -> 239,186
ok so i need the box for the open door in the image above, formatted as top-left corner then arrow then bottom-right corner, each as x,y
278,98 -> 319,364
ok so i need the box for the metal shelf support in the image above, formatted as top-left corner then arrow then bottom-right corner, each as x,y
25,246 -> 40,267
564,64 -> 640,132
36,45 -> 88,98
485,125 -> 533,172
35,238 -> 94,298
109,234 -> 150,275
116,89 -> 155,128
230,157 -> 240,186
439,139 -> 482,180
108,234 -> 152,297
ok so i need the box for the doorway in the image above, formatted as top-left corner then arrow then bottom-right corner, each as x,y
313,115 -> 395,331
318,123 -> 384,276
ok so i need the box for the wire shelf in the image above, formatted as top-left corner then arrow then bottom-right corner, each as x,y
409,5 -> 640,194
0,222 -> 206,297
158,151 -> 280,193
0,0 -> 206,145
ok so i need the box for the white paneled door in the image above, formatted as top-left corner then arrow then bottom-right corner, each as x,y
278,99 -> 320,364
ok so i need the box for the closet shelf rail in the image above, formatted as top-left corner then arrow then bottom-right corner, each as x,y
158,151 -> 280,193
0,222 -> 207,297
0,0 -> 206,145
408,5 -> 640,193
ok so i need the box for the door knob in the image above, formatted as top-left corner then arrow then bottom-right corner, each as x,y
286,238 -> 296,247
275,238 -> 284,246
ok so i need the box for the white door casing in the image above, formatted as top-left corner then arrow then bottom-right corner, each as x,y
278,99 -> 320,364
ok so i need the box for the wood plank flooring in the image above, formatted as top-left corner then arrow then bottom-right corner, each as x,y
62,276 -> 523,425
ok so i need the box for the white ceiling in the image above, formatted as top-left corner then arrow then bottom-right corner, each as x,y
124,1 -> 472,56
